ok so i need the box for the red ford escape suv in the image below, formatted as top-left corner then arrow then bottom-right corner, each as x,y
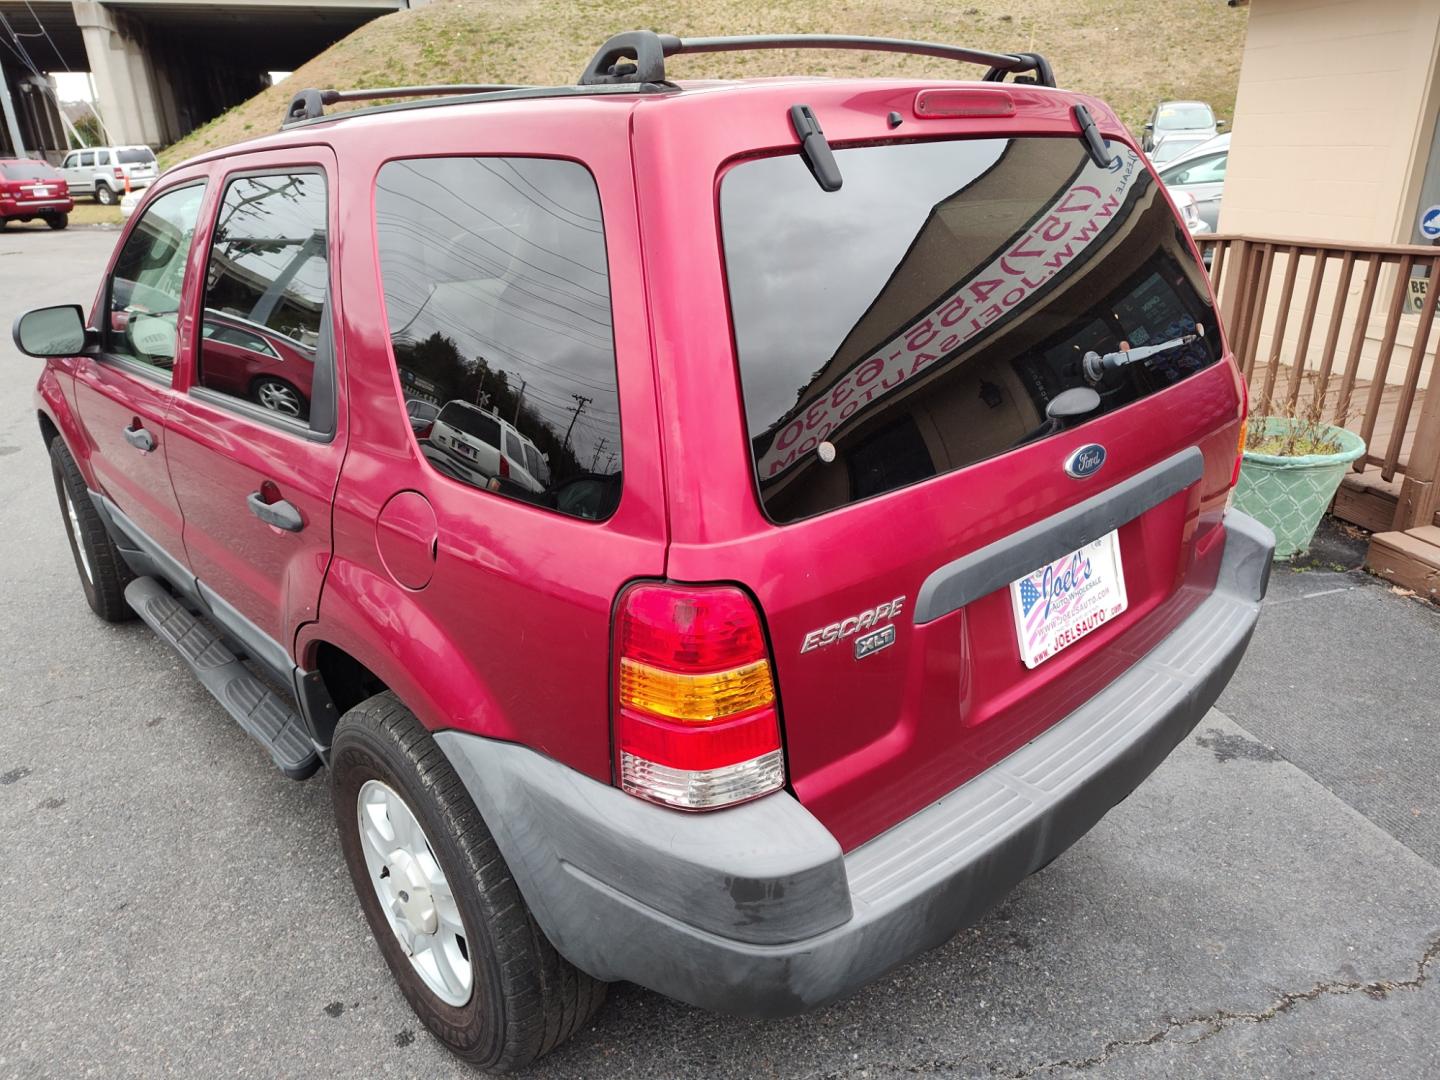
17,31 -> 1273,1072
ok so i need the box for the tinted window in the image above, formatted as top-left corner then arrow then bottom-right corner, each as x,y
438,401 -> 500,445
118,148 -> 156,164
375,156 -> 621,520
79,151 -> 94,167
1,161 -> 60,180
198,172 -> 328,423
722,138 -> 1220,523
105,183 -> 206,372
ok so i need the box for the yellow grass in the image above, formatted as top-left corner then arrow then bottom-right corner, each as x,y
162,0 -> 1246,166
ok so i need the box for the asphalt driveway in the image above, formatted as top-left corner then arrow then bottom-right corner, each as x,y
2,226 -> 1438,1078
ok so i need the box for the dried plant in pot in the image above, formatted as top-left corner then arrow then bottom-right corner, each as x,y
1231,377 -> 1366,559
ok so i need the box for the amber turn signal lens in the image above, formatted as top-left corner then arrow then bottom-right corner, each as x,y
619,657 -> 775,722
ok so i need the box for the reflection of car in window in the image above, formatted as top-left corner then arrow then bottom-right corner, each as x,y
197,310 -> 316,420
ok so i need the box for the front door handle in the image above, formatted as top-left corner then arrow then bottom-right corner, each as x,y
247,491 -> 304,532
122,425 -> 155,452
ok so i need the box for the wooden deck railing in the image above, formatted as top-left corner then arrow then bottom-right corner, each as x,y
1198,234 -> 1440,532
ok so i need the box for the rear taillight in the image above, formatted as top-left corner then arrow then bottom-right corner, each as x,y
498,454 -> 510,479
415,422 -> 434,440
114,167 -> 124,179
613,583 -> 785,810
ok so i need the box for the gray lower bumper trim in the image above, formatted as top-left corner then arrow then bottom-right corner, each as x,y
437,509 -> 1275,1018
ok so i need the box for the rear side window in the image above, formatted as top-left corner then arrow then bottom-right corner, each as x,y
374,156 -> 621,520
721,138 -> 1220,523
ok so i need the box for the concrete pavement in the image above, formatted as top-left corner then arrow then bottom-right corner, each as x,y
1,225 -> 1437,1078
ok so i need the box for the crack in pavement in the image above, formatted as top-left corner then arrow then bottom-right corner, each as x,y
822,935 -> 1440,1078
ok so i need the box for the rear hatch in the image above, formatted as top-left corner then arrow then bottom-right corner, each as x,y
653,90 -> 1243,851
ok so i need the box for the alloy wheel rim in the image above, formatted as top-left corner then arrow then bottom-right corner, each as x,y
257,381 -> 302,417
64,487 -> 93,583
356,779 -> 472,1006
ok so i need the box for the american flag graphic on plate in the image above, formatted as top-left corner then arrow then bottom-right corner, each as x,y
1008,530 -> 1129,669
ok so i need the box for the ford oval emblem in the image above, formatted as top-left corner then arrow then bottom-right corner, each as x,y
1064,444 -> 1107,479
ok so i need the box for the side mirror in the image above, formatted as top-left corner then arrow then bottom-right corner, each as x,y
1216,119 -> 1228,129
1144,122 -> 1154,131
12,304 -> 91,358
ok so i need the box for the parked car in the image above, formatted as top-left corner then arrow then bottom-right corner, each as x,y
199,309 -> 317,419
0,158 -> 72,230
18,30 -> 1273,1072
1142,100 -> 1224,157
119,188 -> 142,220
1159,133 -> 1230,232
405,397 -> 440,436
58,144 -> 159,205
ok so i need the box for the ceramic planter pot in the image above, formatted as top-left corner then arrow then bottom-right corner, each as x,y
1231,419 -> 1367,559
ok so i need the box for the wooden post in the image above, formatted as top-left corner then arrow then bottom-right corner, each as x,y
1216,238 -> 1249,346
1393,327 -> 1440,530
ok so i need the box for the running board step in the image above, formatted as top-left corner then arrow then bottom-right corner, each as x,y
125,577 -> 320,780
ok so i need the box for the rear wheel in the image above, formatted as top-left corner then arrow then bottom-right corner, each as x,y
95,184 -> 117,206
331,693 -> 605,1071
46,214 -> 68,231
49,438 -> 135,622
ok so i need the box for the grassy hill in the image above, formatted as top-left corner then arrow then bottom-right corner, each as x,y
163,0 -> 1246,165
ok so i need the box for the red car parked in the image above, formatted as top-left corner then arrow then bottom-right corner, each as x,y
0,157 -> 73,230
18,30 -> 1273,1072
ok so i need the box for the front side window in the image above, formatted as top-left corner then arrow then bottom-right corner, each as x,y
198,172 -> 328,424
375,156 -> 621,520
105,183 -> 206,372
722,138 -> 1220,523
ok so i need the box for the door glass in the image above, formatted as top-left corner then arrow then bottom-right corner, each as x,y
97,151 -> 111,166
373,156 -> 621,520
79,151 -> 94,167
105,183 -> 206,373
198,172 -> 328,423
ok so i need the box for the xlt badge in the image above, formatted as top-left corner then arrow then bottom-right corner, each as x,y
801,596 -> 905,654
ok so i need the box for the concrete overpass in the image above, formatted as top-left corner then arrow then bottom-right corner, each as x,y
0,0 -> 415,157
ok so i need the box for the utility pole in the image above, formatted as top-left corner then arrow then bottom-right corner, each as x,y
588,436 -> 609,472
561,393 -> 591,452
512,378 -> 526,424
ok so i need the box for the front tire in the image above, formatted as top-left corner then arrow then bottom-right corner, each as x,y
95,184 -> 117,206
49,438 -> 135,622
331,694 -> 605,1071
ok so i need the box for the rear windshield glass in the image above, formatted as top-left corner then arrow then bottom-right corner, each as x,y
2,162 -> 60,180
118,148 -> 156,164
438,402 -> 501,445
721,137 -> 1219,523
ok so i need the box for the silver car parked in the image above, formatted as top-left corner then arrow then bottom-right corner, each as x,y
1142,100 -> 1225,158
1159,134 -> 1230,232
57,145 -> 158,205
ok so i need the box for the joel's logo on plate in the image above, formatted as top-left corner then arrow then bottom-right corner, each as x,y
1064,444 -> 1106,479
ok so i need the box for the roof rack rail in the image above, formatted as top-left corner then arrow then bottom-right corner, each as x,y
282,83 -> 528,127
578,31 -> 1055,88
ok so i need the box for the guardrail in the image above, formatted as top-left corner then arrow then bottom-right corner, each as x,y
1199,234 -> 1440,532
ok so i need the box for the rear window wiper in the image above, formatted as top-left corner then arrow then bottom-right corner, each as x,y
789,104 -> 843,192
1073,104 -> 1114,169
1082,325 -> 1206,381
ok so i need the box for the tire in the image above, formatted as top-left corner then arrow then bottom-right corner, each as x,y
95,184 -> 117,206
332,693 -> 605,1071
250,376 -> 307,419
46,214 -> 68,231
49,438 -> 136,622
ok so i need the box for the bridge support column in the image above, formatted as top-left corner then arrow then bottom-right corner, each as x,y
72,1 -> 167,147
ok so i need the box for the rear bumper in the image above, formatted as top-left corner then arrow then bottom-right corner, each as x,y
1,198 -> 72,214
437,508 -> 1274,1017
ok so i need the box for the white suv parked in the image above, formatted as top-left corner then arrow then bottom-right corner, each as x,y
58,145 -> 158,205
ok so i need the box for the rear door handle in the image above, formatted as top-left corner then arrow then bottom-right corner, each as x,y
122,425 -> 155,452
247,491 -> 304,532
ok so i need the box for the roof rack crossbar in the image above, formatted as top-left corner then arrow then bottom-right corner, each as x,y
282,84 -> 528,127
578,32 -> 1056,88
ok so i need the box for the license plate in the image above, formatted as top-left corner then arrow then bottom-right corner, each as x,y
1009,531 -> 1129,669
33,186 -> 52,196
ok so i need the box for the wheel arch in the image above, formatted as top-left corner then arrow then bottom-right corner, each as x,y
36,369 -> 99,490
296,558 -> 514,749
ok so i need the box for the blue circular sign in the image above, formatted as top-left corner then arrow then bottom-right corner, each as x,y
1422,205 -> 1440,240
